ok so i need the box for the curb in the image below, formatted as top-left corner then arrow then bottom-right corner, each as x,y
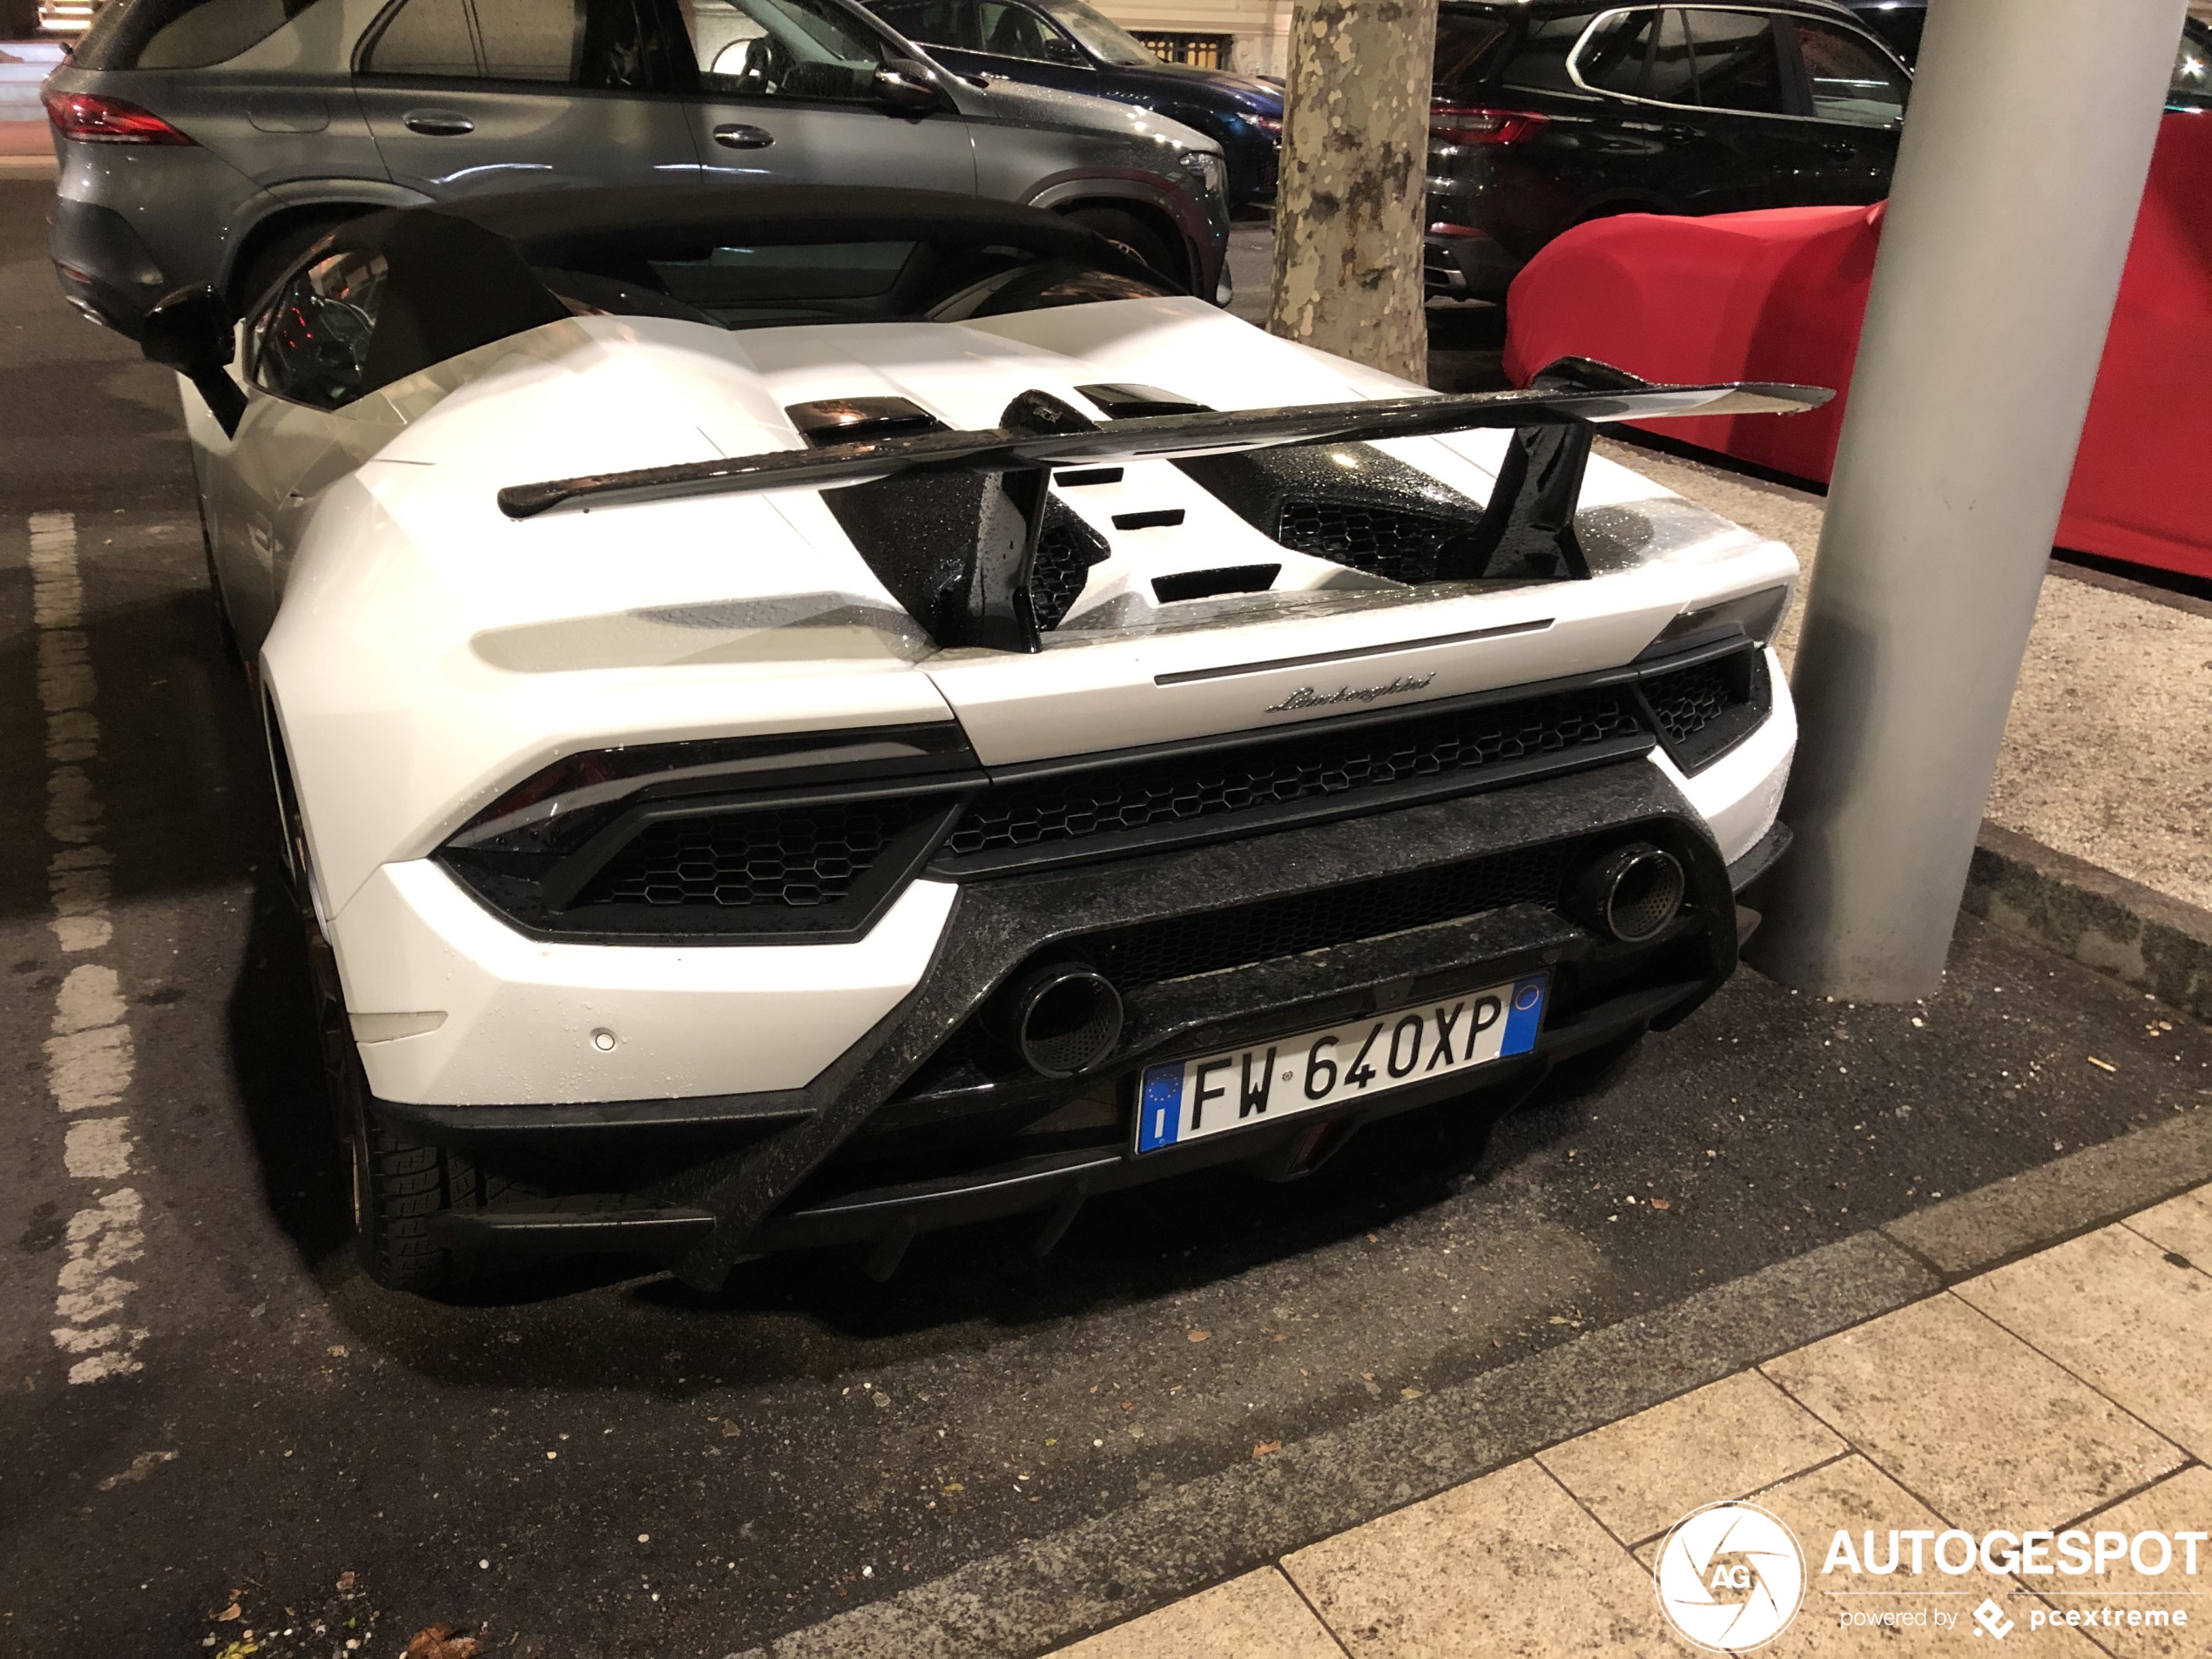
1965,819 -> 2212,1026
748,1231 -> 1940,1659
743,1101 -> 2212,1659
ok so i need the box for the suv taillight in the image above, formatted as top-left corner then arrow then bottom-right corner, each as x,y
44,91 -> 197,145
1429,105 -> 1548,145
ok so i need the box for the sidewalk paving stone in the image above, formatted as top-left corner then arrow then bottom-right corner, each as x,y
2126,1185 -> 2212,1266
1011,1187 -> 2212,1659
1535,1369 -> 1847,1548
1759,1294 -> 2185,1536
2055,1463 -> 2212,1659
1055,1568 -> 1345,1659
1952,1224 -> 2212,1463
1281,1460 -> 1674,1656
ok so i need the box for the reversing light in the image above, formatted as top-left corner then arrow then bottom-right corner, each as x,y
1429,105 -> 1549,145
44,91 -> 198,145
446,725 -> 977,853
1642,585 -> 1791,658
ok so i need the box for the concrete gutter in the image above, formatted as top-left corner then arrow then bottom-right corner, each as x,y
1966,818 -> 2212,1024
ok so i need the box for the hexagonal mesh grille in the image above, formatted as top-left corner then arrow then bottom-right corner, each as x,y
1275,498 -> 1469,583
1640,658 -> 1736,746
578,800 -> 924,910
1031,503 -> 1110,631
944,686 -> 1644,861
1079,841 -> 1577,988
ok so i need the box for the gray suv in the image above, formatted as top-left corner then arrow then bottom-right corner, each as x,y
43,0 -> 1231,331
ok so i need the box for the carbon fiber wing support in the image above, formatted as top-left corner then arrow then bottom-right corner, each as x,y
496,359 -> 1831,653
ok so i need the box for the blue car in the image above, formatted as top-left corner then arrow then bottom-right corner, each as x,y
867,0 -> 1282,209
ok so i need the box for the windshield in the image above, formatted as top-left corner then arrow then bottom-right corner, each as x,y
1032,0 -> 1161,67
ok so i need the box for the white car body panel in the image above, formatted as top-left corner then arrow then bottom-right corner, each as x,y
204,293 -> 1800,1108
338,863 -> 958,1105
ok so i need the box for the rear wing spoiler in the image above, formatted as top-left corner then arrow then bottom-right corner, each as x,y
497,358 -> 1830,652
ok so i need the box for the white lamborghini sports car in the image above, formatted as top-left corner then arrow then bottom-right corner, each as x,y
142,185 -> 1825,1292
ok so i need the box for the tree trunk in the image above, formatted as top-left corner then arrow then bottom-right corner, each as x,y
1265,0 -> 1439,382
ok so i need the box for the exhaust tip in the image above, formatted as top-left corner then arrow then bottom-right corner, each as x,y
995,961 -> 1124,1078
1572,843 -> 1686,943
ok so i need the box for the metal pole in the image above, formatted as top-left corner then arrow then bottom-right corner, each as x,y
1747,0 -> 2183,1001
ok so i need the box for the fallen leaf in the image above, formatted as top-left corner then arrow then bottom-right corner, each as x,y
1186,1330 -> 1211,1344
335,1571 -> 357,1592
217,1603 -> 243,1622
1649,1198 -> 1671,1211
941,1481 -> 964,1494
1251,1440 -> 1282,1458
404,1624 -> 485,1659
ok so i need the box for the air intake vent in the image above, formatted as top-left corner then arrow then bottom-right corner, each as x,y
941,684 -> 1648,868
1030,502 -> 1111,631
1636,648 -> 1770,774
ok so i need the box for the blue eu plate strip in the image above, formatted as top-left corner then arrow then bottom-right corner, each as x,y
1136,1062 -> 1185,1152
1501,975 -> 1548,1055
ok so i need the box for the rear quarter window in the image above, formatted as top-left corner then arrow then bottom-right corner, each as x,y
71,0 -> 328,70
1498,11 -> 1600,93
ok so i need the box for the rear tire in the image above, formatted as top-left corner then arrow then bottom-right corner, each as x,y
341,1046 -> 464,1292
273,722 -> 498,1293
1063,206 -> 1182,287
337,1040 -> 506,1294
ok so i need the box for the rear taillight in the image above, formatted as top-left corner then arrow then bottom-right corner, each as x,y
1429,105 -> 1548,145
44,91 -> 197,145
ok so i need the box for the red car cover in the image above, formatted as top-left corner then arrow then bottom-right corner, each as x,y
1501,113 -> 2212,583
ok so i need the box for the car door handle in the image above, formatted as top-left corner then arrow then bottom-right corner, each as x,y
711,123 -> 775,149
402,110 -> 475,136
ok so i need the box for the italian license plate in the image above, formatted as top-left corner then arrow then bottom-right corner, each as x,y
1133,974 -> 1548,1155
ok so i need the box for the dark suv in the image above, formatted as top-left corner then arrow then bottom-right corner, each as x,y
1424,0 -> 1910,300
865,0 -> 1282,208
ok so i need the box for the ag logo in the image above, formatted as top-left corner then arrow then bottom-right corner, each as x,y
1654,1501 -> 1805,1652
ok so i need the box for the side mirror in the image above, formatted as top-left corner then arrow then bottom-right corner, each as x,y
1041,36 -> 1086,65
142,285 -> 246,437
873,57 -> 949,115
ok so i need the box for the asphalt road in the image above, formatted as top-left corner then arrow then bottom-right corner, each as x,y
3,178 -> 2209,1657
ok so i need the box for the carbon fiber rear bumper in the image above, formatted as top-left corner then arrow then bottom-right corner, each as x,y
377,757 -> 1761,1286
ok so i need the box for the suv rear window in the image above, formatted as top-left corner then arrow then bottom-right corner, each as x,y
1433,10 -> 1509,97
71,0 -> 327,70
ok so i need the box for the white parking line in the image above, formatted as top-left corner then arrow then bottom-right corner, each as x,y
29,510 -> 146,1384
